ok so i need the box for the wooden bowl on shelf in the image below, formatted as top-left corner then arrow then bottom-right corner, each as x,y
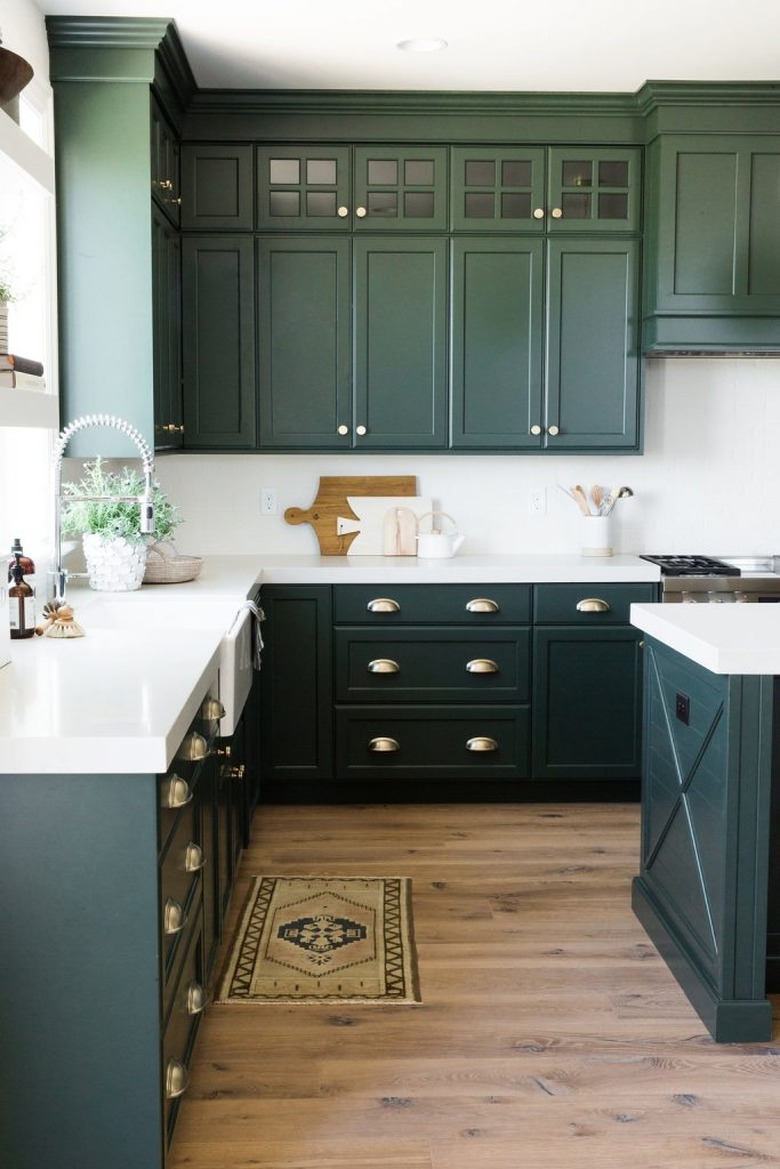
0,46 -> 34,105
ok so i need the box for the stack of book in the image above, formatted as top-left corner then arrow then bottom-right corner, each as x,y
0,353 -> 46,391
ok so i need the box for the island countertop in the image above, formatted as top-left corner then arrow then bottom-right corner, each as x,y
631,601 -> 780,674
0,553 -> 658,774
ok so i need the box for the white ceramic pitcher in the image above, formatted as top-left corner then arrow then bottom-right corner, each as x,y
416,511 -> 464,558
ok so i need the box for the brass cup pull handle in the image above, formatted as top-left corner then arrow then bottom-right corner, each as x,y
368,736 -> 400,753
466,597 -> 499,613
165,1058 -> 190,1100
466,658 -> 499,674
466,736 -> 498,752
185,980 -> 207,1016
575,597 -> 612,613
164,898 -> 188,936
368,658 -> 400,674
177,731 -> 209,762
367,597 -> 400,613
183,842 -> 206,873
160,774 -> 192,810
201,697 -> 225,722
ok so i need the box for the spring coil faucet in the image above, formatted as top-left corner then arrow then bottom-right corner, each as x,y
52,414 -> 155,601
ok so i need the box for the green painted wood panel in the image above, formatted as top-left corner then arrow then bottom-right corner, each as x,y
353,146 -> 449,231
353,237 -> 448,449
181,144 -> 254,230
257,145 -> 351,231
546,238 -> 640,450
450,238 -> 544,449
152,206 -> 183,449
257,236 -> 351,448
451,146 -> 547,232
181,235 -> 257,447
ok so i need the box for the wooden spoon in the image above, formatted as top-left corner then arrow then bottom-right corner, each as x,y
590,485 -> 604,513
572,485 -> 591,516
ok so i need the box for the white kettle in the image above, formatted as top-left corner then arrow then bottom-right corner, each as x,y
416,511 -> 464,559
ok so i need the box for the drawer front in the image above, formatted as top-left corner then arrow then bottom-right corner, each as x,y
533,582 -> 657,625
162,917 -> 205,1148
335,628 -> 530,702
160,796 -> 204,978
334,584 -> 531,624
335,705 -> 529,779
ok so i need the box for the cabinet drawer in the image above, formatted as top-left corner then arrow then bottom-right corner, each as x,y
160,797 -> 204,978
335,583 -> 530,624
335,628 -> 530,702
162,917 -> 205,1148
533,582 -> 656,624
335,705 -> 529,780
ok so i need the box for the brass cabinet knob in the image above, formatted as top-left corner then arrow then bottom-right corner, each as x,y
368,736 -> 400,752
337,205 -> 349,217
183,842 -> 206,873
547,424 -> 560,436
177,731 -> 209,762
466,597 -> 499,613
368,658 -> 400,674
355,424 -> 367,436
337,424 -> 349,435
158,178 -> 174,192
575,597 -> 612,613
366,597 -> 400,613
466,736 -> 498,752
532,207 -> 545,219
551,207 -> 563,219
160,774 -> 192,810
165,1058 -> 189,1100
216,743 -> 232,758
530,424 -> 542,436
163,898 -> 187,936
355,206 -> 367,218
466,658 -> 499,674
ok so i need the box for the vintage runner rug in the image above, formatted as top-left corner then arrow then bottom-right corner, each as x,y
216,875 -> 421,1004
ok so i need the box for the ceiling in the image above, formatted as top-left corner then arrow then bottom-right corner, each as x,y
35,0 -> 780,92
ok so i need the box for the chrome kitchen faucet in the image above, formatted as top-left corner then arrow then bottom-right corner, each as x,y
52,414 -> 156,601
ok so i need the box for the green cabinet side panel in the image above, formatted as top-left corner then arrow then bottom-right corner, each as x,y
450,238 -> 544,449
353,237 -> 448,448
257,236 -> 351,447
181,235 -> 257,447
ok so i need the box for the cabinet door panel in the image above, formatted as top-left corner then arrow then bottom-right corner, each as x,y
257,146 -> 351,230
532,626 -> 643,779
353,146 -> 449,231
353,238 -> 447,448
450,238 -> 544,449
181,236 -> 257,448
451,147 -> 546,232
181,144 -> 254,230
548,148 -> 641,232
545,238 -> 640,450
257,237 -> 351,447
152,207 -> 183,450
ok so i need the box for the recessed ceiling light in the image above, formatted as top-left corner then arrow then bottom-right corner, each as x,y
396,38 -> 448,53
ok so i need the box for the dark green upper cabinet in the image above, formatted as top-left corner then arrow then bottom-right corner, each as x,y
150,95 -> 180,227
451,147 -> 640,233
257,235 -> 447,449
181,144 -> 254,230
644,134 -> 780,351
257,145 -> 448,231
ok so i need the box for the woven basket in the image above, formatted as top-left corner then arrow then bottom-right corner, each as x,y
143,541 -> 203,585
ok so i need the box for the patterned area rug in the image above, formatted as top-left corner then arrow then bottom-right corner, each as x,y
216,875 -> 421,1004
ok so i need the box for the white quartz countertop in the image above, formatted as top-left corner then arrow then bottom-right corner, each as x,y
0,553 -> 657,775
631,602 -> 780,674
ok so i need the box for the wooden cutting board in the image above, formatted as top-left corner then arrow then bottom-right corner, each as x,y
284,475 -> 417,554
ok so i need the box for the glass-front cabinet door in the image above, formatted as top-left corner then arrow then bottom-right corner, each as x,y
547,148 -> 641,232
257,147 -> 351,230
352,146 -> 448,231
451,147 -> 546,231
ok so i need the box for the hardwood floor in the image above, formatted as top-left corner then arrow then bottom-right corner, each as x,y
169,802 -> 780,1169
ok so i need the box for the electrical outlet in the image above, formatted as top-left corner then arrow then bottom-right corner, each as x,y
675,692 -> 690,725
260,487 -> 278,515
528,487 -> 546,516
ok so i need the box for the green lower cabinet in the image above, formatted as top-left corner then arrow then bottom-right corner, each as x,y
257,236 -> 447,449
632,638 -> 774,1041
450,237 -> 641,451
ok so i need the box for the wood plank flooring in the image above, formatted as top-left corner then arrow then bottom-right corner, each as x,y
168,803 -> 780,1169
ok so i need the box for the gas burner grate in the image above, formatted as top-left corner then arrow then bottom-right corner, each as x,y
640,555 -> 741,577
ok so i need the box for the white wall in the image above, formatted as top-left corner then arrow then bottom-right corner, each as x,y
154,357 -> 780,560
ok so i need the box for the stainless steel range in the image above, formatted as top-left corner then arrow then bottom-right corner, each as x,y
640,555 -> 780,603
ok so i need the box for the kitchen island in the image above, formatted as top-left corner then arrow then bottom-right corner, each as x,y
630,602 -> 780,1043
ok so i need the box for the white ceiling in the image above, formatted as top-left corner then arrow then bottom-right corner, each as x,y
35,0 -> 780,92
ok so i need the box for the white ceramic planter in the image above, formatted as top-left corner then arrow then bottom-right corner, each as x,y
82,533 -> 148,591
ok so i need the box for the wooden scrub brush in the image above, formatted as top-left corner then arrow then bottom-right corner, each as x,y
35,599 -> 85,639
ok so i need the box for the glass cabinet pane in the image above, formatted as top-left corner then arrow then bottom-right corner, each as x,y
307,159 -> 337,185
269,158 -> 300,184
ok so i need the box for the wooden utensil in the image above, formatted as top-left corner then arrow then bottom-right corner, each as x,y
572,485 -> 591,516
284,475 -> 417,554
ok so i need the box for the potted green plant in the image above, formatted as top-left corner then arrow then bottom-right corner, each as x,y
60,457 -> 181,591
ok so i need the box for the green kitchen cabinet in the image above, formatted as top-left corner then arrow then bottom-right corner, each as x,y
451,237 -> 641,450
644,134 -> 780,350
180,143 -> 254,231
181,235 -> 257,448
531,583 -> 654,779
152,206 -> 184,450
257,235 -> 448,449
451,146 -> 640,233
151,94 -> 181,228
257,144 -> 449,231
